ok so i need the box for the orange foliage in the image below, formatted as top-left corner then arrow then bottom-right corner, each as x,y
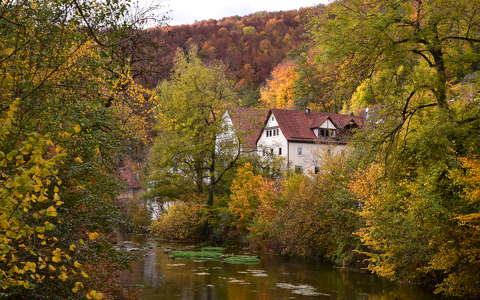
135,7 -> 323,89
228,163 -> 274,232
260,60 -> 299,109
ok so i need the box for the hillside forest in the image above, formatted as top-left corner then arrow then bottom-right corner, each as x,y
1,0 -> 480,300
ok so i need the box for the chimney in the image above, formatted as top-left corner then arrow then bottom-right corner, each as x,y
305,107 -> 311,114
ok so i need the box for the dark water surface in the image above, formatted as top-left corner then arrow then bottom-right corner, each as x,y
126,238 -> 446,300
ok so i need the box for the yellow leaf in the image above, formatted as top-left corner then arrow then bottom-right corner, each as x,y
86,290 -> 104,300
46,206 -> 57,217
58,272 -> 68,281
88,232 -> 99,240
74,156 -> 83,163
72,281 -> 84,293
73,124 -> 81,133
69,244 -> 76,251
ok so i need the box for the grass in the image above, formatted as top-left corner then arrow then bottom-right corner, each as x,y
223,256 -> 261,264
171,251 -> 223,259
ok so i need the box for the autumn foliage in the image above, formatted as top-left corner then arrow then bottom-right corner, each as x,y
260,60 -> 299,109
134,7 -> 323,89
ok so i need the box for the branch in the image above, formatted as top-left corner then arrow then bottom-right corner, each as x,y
409,50 -> 435,67
441,36 -> 480,43
72,0 -> 107,47
213,144 -> 242,185
401,90 -> 416,121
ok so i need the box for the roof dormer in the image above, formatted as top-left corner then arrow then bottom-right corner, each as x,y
313,118 -> 337,138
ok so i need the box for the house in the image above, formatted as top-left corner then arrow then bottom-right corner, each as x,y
221,107 -> 266,153
256,108 -> 364,174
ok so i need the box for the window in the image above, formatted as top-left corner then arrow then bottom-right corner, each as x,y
275,129 -> 279,136
295,165 -> 303,174
271,116 -> 275,122
319,128 -> 336,137
314,166 -> 320,174
278,148 -> 282,155
297,147 -> 303,156
270,148 -> 274,155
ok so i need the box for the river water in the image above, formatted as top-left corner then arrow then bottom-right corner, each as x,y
125,237 -> 447,300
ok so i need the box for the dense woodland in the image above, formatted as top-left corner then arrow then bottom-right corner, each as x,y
133,8 -> 319,90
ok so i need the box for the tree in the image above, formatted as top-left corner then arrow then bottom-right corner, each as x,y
147,47 -> 240,207
309,1 -> 480,297
310,0 -> 480,116
228,163 -> 274,232
260,60 -> 298,109
0,0 -> 160,297
292,47 -> 343,112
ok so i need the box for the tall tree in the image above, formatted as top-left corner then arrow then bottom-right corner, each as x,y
309,0 -> 480,297
310,0 -> 480,117
0,0 -> 162,297
147,48 -> 240,207
260,60 -> 298,109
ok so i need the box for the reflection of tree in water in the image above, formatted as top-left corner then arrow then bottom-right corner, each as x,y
143,240 -> 162,288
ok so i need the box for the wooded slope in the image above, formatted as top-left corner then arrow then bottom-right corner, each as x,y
135,6 -> 323,89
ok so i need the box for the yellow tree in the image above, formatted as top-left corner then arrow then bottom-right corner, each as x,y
260,60 -> 298,109
229,163 -> 266,231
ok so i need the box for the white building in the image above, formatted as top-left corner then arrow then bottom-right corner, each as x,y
221,107 -> 266,153
256,108 -> 364,174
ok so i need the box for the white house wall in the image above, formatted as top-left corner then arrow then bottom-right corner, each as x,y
217,111 -> 240,153
256,112 -> 288,162
288,142 -> 345,174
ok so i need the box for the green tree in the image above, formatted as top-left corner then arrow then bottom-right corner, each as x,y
310,0 -> 480,115
309,1 -> 480,297
147,47 -> 240,207
0,0 -> 161,298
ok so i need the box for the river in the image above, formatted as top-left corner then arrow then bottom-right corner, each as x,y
124,237 -> 448,300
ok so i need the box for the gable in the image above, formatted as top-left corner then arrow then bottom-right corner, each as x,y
265,112 -> 279,128
319,119 -> 336,129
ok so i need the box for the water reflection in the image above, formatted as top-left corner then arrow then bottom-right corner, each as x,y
127,238 -> 447,300
143,240 -> 161,288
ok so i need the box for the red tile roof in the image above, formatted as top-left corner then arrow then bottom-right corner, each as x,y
228,107 -> 266,149
258,109 -> 365,144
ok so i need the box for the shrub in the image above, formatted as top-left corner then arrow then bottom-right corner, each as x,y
150,201 -> 206,241
124,198 -> 151,233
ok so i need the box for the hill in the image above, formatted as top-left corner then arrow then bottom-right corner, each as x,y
133,6 -> 324,90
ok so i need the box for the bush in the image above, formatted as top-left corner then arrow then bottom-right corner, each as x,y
124,198 -> 151,233
150,201 -> 206,241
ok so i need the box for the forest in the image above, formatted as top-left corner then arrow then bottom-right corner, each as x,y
1,0 -> 479,299
132,7 -> 320,95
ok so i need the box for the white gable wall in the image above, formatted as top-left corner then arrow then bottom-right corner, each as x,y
320,119 -> 336,129
256,112 -> 288,161
217,111 -> 240,153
